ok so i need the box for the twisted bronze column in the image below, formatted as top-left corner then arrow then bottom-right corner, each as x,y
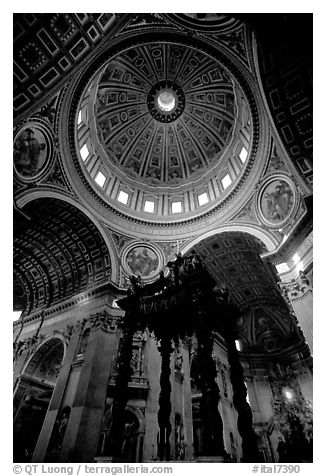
223,308 -> 261,462
157,337 -> 173,461
196,330 -> 226,456
194,289 -> 226,457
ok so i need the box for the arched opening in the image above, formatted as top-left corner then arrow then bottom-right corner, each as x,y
189,231 -> 283,315
14,197 -> 113,316
13,338 -> 65,462
187,231 -> 312,462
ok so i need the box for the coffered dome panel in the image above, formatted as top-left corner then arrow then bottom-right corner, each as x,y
72,35 -> 256,224
94,43 -> 235,186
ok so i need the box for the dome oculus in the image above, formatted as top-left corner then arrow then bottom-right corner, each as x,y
157,90 -> 176,112
147,80 -> 185,123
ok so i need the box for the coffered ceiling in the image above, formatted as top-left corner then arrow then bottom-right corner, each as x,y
193,231 -> 285,312
13,13 -> 123,115
13,198 -> 111,315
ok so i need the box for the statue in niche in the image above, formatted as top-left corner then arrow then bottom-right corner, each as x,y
57,407 -> 70,440
14,128 -> 47,178
47,406 -> 71,457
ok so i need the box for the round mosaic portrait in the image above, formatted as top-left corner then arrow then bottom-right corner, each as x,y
125,246 -> 160,278
14,126 -> 49,179
259,178 -> 295,225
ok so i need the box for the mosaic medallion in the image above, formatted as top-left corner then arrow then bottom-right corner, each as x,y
125,246 -> 160,278
14,125 -> 49,179
259,178 -> 295,225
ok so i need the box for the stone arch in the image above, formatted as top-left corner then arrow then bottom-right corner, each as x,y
15,191 -> 119,284
14,195 -> 118,315
22,336 -> 65,383
182,223 -> 277,255
183,228 -> 292,352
